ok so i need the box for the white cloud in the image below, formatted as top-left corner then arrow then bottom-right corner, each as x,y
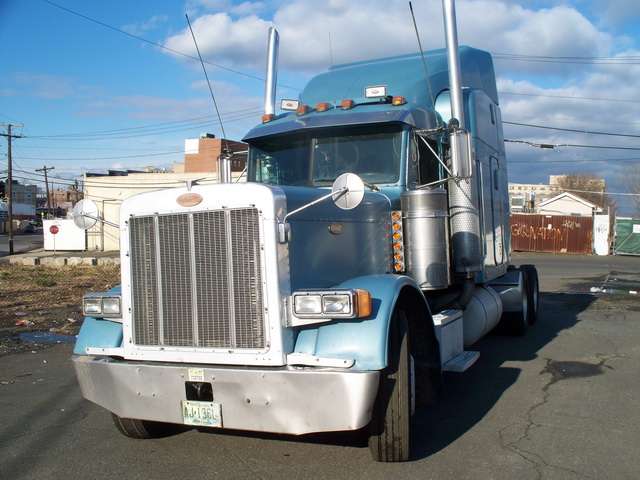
592,0 -> 640,27
164,0 -> 613,74
122,14 -> 169,36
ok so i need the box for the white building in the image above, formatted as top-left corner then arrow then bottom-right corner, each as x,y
83,171 -> 244,251
537,192 -> 603,217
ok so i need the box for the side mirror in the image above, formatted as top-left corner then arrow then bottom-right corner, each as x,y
331,173 -> 365,210
449,129 -> 473,178
72,199 -> 99,230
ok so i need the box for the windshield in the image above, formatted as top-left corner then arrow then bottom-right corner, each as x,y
248,124 -> 404,186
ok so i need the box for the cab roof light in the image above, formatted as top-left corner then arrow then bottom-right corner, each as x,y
391,96 -> 407,106
340,99 -> 355,110
315,102 -> 332,112
296,103 -> 309,116
281,99 -> 299,111
365,85 -> 387,98
262,113 -> 274,123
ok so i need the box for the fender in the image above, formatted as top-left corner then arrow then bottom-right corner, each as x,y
73,286 -> 123,355
292,274 -> 432,370
73,317 -> 123,355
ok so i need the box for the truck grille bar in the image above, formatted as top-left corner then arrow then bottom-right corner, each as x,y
129,208 -> 266,349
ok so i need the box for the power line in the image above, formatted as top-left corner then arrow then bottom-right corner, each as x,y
505,139 -> 640,151
41,0 -> 300,91
503,121 -> 640,139
499,91 -> 640,104
509,157 -> 640,164
24,106 -> 260,139
22,109 -> 262,141
493,53 -> 640,65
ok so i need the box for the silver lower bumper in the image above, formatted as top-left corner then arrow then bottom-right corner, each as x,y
72,356 -> 379,435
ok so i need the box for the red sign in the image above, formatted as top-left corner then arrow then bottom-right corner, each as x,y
49,225 -> 59,235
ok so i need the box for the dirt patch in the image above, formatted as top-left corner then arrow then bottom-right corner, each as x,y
0,265 -> 120,355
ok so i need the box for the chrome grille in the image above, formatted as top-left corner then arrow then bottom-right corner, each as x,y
129,208 -> 266,349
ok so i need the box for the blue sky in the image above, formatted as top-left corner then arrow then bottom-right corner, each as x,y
1,0 -> 640,212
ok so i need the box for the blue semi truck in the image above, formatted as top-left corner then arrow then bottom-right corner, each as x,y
72,0 -> 538,462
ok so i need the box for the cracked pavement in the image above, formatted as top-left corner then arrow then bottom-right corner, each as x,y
1,252 -> 640,479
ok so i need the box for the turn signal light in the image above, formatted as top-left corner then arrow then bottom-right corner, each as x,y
296,104 -> 309,116
391,96 -> 407,106
340,99 -> 355,110
355,289 -> 372,317
315,102 -> 332,112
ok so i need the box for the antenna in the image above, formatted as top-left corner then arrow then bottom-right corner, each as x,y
185,13 -> 229,156
408,2 -> 437,114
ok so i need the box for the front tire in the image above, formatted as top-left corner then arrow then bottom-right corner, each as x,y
112,413 -> 181,439
368,310 -> 412,462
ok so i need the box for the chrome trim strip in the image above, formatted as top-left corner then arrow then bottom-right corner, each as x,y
153,215 -> 164,346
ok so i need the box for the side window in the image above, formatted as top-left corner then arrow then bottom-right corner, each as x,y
416,134 -> 440,185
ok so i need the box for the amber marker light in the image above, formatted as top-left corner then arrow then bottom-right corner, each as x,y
355,289 -> 372,318
390,210 -> 405,273
340,99 -> 355,110
315,102 -> 332,112
391,96 -> 407,106
262,113 -> 274,123
296,104 -> 309,115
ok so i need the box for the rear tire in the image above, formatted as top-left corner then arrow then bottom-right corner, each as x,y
112,413 -> 181,439
501,270 -> 530,336
368,310 -> 412,462
521,265 -> 539,325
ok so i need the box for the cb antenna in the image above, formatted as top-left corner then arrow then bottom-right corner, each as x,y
409,2 -> 437,119
185,13 -> 229,155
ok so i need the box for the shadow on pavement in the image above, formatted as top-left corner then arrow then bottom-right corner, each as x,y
412,292 -> 594,460
192,292 -> 595,461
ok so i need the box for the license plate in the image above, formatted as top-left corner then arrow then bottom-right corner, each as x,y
181,400 -> 222,427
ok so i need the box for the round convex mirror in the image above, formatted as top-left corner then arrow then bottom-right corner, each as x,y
332,173 -> 365,210
72,199 -> 99,230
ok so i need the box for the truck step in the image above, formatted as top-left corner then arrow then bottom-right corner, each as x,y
442,350 -> 480,373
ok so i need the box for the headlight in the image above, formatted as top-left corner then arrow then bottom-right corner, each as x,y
294,294 -> 322,315
322,294 -> 351,315
102,297 -> 121,315
83,298 -> 102,315
290,289 -> 371,327
83,295 -> 121,318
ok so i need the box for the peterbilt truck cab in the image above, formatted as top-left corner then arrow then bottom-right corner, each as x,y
72,2 -> 538,463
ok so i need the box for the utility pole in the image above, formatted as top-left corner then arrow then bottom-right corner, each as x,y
1,124 -> 23,255
36,166 -> 55,219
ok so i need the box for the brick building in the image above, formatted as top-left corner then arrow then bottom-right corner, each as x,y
173,134 -> 247,173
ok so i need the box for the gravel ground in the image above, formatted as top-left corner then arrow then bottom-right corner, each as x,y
0,265 -> 120,356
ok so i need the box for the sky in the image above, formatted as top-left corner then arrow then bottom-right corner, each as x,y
1,0 -> 640,212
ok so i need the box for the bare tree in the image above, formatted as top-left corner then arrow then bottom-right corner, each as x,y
625,165 -> 640,216
551,174 -> 611,209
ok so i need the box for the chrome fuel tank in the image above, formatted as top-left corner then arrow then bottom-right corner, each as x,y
401,189 -> 451,290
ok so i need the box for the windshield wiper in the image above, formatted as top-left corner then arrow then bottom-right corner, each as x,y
314,178 -> 380,192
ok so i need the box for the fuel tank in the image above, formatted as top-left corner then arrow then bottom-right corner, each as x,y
401,189 -> 451,289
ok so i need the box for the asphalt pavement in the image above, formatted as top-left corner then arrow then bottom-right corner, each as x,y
0,233 -> 43,257
1,252 -> 640,479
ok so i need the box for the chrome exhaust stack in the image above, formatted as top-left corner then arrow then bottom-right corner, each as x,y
442,0 -> 482,274
263,26 -> 279,118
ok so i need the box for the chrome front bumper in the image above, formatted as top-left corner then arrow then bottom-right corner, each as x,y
72,356 -> 379,435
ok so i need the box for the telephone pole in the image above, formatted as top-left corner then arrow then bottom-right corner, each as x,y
36,166 -> 55,219
1,124 -> 23,255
